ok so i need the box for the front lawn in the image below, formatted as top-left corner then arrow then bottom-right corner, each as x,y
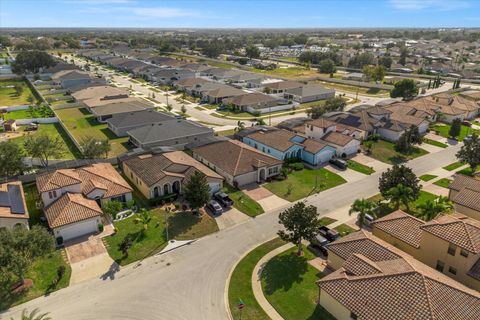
334,224 -> 357,237
419,174 -> 437,182
264,168 -> 347,202
261,246 -> 335,320
216,129 -> 236,137
0,250 -> 71,311
443,162 -> 465,171
368,139 -> 429,164
228,238 -> 286,320
318,216 -> 337,226
423,138 -> 448,148
223,186 -> 264,217
104,209 -> 218,266
434,178 -> 452,189
369,190 -> 440,219
431,124 -> 479,141
0,79 -> 37,106
347,159 -> 375,175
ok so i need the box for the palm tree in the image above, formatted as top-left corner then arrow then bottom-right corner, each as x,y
235,120 -> 245,132
11,308 -> 51,320
349,198 -> 378,228
386,184 -> 415,211
134,209 -> 151,232
417,196 -> 453,221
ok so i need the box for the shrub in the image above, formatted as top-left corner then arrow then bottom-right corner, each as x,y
289,162 -> 304,171
149,193 -> 177,206
98,223 -> 104,232
56,236 -> 64,246
126,199 -> 135,210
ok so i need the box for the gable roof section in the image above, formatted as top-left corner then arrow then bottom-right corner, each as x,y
246,129 -> 297,152
44,192 -> 102,228
223,92 -> 277,107
106,110 -> 174,129
372,210 -> 425,248
321,131 -> 355,147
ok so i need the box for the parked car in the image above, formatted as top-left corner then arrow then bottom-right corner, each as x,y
206,200 -> 223,215
310,234 -> 329,256
464,134 -> 474,143
319,226 -> 340,242
362,213 -> 375,227
462,120 -> 472,127
329,158 -> 347,170
174,115 -> 186,120
214,192 -> 234,207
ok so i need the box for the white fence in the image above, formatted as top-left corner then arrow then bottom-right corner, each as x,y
246,103 -> 298,115
0,104 -> 31,111
14,117 -> 59,125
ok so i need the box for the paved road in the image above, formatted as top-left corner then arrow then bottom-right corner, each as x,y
2,144 -> 461,320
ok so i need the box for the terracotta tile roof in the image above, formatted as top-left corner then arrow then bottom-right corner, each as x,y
44,192 -> 102,228
306,118 -> 336,129
454,187 -> 480,212
420,214 -> 480,254
321,131 -> 355,147
449,174 -> 480,192
192,140 -> 282,177
36,169 -> 82,193
372,210 -> 424,248
247,129 -> 297,152
301,139 -> 329,154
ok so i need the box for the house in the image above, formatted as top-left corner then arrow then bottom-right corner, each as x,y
51,70 -> 94,89
87,98 -> 156,122
241,127 -> 336,165
2,119 -> 17,132
127,119 -> 214,150
106,110 -> 175,137
372,210 -> 480,291
40,61 -> 79,78
202,86 -> 246,104
261,80 -> 303,94
318,230 -> 480,320
122,151 -> 223,199
284,85 -> 335,103
222,92 -> 285,114
448,174 -> 480,220
342,72 -> 365,81
174,78 -> 210,95
71,85 -> 128,102
36,163 -> 133,240
0,181 -> 29,229
150,69 -> 194,85
192,140 -> 283,187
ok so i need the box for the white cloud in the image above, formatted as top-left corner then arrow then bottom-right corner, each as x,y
390,0 -> 471,11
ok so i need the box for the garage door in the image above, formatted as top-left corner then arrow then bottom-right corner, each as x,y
209,183 -> 221,194
58,219 -> 98,241
318,149 -> 335,164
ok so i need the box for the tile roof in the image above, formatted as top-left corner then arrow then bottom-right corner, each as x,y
52,70 -> 91,81
449,174 -> 480,192
454,187 -> 480,212
301,139 -> 329,154
205,86 -> 245,98
0,181 -> 29,220
372,210 -> 425,248
71,86 -> 128,101
44,192 -> 102,228
246,129 -> 297,152
321,131 -> 355,147
222,92 -> 278,107
263,80 -> 303,90
192,140 -> 282,177
306,118 -> 336,129
106,110 -> 174,129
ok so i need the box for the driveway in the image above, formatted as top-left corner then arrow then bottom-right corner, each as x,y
325,164 -> 366,182
351,153 -> 390,172
242,184 -> 290,211
209,207 -> 250,230
65,235 -> 117,285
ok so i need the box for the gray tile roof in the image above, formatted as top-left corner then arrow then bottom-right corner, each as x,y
106,110 -> 174,129
0,183 -> 26,214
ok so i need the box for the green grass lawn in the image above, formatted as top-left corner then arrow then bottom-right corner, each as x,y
369,139 -> 429,164
334,224 -> 357,237
369,190 -> 440,219
223,186 -> 264,217
0,250 -> 71,311
56,107 -> 130,157
434,178 -> 452,188
431,124 -> 479,141
419,174 -> 438,182
318,216 -> 337,226
423,138 -> 448,148
261,246 -> 335,320
0,79 -> 36,106
457,167 -> 478,176
216,129 -> 236,137
10,123 -> 81,159
228,238 -> 286,320
104,209 -> 218,266
23,183 -> 44,226
264,168 -> 347,202
443,162 -> 465,171
347,159 -> 375,175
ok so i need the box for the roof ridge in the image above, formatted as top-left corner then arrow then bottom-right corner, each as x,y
418,274 -> 436,319
233,146 -> 245,176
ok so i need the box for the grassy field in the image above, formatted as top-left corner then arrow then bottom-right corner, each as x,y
431,124 -> 479,141
443,162 -> 465,171
0,79 -> 36,106
434,178 -> 452,188
419,174 -> 437,182
10,123 -> 81,159
104,209 -> 218,266
223,186 -> 264,217
228,238 -> 286,320
369,190 -> 440,219
216,129 -> 236,137
313,80 -> 390,96
254,66 -> 320,79
423,138 -> 448,148
264,168 -> 346,202
347,159 -> 375,175
55,107 -> 130,157
369,140 -> 429,164
261,246 -> 334,320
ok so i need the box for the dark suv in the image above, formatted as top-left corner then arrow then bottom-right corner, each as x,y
329,158 -> 347,170
214,192 -> 234,207
319,226 -> 340,242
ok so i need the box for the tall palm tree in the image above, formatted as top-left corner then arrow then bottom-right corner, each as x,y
417,196 -> 454,221
134,209 -> 151,232
386,184 -> 415,211
349,198 -> 378,228
235,120 -> 245,132
11,309 -> 51,320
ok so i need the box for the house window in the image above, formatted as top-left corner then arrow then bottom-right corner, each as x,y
435,260 -> 444,272
262,147 -> 265,152
447,244 -> 456,256
448,266 -> 457,275
254,143 -> 258,149
460,249 -> 469,258
48,191 -> 53,199
52,190 -> 57,198
267,149 -> 270,154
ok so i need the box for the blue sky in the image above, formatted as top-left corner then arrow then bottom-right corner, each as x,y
1,0 -> 480,28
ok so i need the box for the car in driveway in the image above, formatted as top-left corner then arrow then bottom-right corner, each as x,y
214,192 -> 234,207
309,234 -> 329,256
329,158 -> 347,170
206,200 -> 223,215
462,120 -> 472,127
319,226 -> 340,242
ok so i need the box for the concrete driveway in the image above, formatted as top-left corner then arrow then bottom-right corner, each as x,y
351,153 -> 390,172
208,207 -> 250,230
325,164 -> 366,182
242,184 -> 290,211
65,235 -> 117,285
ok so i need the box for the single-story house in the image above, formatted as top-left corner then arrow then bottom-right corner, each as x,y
222,92 -> 283,114
174,78 -> 210,95
342,72 -> 365,81
2,119 -> 17,132
122,151 -> 223,199
202,86 -> 246,104
448,174 -> 480,221
71,85 -> 128,102
284,85 -> 335,104
261,80 -> 303,94
51,70 -> 94,89
127,119 -> 214,150
106,109 -> 175,137
0,181 -> 29,229
192,139 -> 283,187
88,98 -> 156,122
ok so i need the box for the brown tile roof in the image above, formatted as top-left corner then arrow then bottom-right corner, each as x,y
44,192 -> 102,228
205,86 -> 245,98
372,210 -> 424,248
123,151 -> 223,187
320,231 -> 480,320
222,92 -> 277,107
449,174 -> 480,192
192,140 -> 282,177
174,77 -> 210,89
420,214 -> 480,254
263,80 -> 303,90
306,118 -> 336,129
247,129 -> 297,152
321,131 -> 355,147
301,139 -> 329,154
36,163 -> 132,199
454,188 -> 480,212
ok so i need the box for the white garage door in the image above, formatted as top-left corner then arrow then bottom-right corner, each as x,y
58,219 -> 98,241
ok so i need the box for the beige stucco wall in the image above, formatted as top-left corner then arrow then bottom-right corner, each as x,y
123,163 -> 152,199
327,251 -> 346,270
0,217 -> 29,229
453,204 -> 480,221
319,290 -> 352,320
372,227 -> 420,258
40,184 -> 81,207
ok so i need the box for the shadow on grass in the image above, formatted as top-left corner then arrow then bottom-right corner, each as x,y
306,303 -> 336,320
165,211 -> 200,240
54,123 -> 82,158
262,253 -> 309,295
78,107 -> 91,115
99,127 -> 118,140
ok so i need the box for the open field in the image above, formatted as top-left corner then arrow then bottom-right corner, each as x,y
0,79 -> 36,106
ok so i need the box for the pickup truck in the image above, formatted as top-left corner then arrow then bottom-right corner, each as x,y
319,226 -> 340,242
310,234 -> 329,256
214,192 -> 234,207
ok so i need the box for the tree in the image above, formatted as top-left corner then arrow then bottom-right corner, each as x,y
23,134 -> 65,167
10,308 -> 51,320
362,140 -> 374,154
448,118 -> 462,139
386,184 -> 415,211
378,55 -> 393,69
11,51 -> 56,74
245,45 -> 260,60
324,96 -> 347,112
134,209 -> 151,233
390,79 -> 419,100
0,141 -> 24,177
202,42 -> 223,58
395,131 -> 412,154
371,65 -> 385,82
348,52 -> 375,68
102,200 -> 123,219
79,136 -> 111,159
399,46 -> 408,66
456,133 -> 480,173
277,202 -> 320,255
235,120 -> 245,132
306,105 -> 325,119
118,235 -> 133,258
181,105 -> 187,114
183,171 -> 210,213
318,59 -> 336,74
14,84 -> 24,97
349,198 -> 378,228
417,196 -> 453,221
379,164 -> 421,199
